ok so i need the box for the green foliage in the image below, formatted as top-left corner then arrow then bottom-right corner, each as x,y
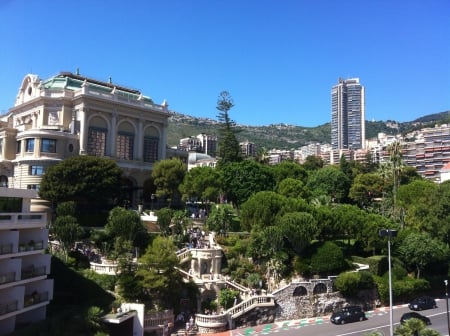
39,155 -> 122,207
277,178 -> 310,200
179,166 -> 222,203
52,206 -> 83,261
240,191 -> 286,232
310,241 -> 348,276
80,269 -> 116,292
105,206 -> 147,248
218,288 -> 240,310
219,160 -> 275,207
398,231 -> 449,278
307,165 -> 350,203
206,204 -> 235,234
374,275 -> 430,304
216,91 -> 242,165
137,236 -> 183,308
156,207 -> 174,235
334,271 -> 375,297
152,158 -> 186,207
271,161 -> 308,185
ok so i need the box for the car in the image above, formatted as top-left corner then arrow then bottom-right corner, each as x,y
400,312 -> 431,325
408,296 -> 437,311
330,306 -> 367,325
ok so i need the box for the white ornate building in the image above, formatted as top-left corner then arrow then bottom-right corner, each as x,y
0,72 -> 172,208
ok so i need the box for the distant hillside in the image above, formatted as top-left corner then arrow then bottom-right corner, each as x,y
167,111 -> 450,150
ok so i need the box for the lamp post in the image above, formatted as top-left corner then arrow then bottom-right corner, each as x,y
445,280 -> 450,336
379,229 -> 398,336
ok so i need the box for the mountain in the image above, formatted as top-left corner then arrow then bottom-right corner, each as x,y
167,111 -> 450,150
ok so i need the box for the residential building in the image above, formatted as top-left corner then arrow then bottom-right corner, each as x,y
178,134 -> 217,156
0,188 -> 52,335
0,72 -> 171,208
240,141 -> 257,158
331,78 -> 365,150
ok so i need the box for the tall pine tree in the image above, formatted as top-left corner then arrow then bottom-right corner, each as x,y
216,91 -> 242,165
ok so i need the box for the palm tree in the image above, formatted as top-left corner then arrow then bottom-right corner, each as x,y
387,141 -> 404,219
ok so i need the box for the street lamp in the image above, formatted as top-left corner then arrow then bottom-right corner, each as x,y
445,280 -> 450,336
379,229 -> 398,336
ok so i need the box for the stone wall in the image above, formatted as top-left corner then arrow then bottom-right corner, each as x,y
232,306 -> 277,329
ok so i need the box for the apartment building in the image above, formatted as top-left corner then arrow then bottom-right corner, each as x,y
240,140 -> 257,158
0,188 -> 52,335
179,134 -> 217,156
331,78 -> 365,150
0,72 -> 171,208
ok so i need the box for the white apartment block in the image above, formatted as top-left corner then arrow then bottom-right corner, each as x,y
0,188 -> 52,335
0,72 -> 171,208
179,134 -> 217,156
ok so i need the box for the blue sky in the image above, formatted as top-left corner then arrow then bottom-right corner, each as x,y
0,0 -> 449,127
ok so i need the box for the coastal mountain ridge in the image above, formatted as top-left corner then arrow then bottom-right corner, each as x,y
167,110 -> 450,150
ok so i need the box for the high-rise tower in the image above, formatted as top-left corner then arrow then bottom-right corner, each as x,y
331,78 -> 365,150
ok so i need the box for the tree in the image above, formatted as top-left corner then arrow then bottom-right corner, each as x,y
104,206 -> 147,256
349,173 -> 384,208
388,141 -> 404,218
307,165 -> 350,203
240,191 -> 286,232
219,160 -> 275,207
277,212 -> 318,253
277,178 -> 310,200
310,241 -> 347,275
271,161 -> 308,186
206,204 -> 235,235
137,236 -> 183,308
152,158 -> 186,207
179,166 -> 221,203
216,91 -> 242,165
218,288 -> 240,310
39,156 -> 122,208
302,155 -> 324,171
398,232 -> 448,278
156,207 -> 174,236
51,201 -> 83,261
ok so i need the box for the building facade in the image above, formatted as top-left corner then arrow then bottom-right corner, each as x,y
0,188 -> 52,335
331,78 -> 365,150
0,72 -> 171,207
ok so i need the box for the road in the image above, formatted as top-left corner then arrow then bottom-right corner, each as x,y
230,299 -> 450,336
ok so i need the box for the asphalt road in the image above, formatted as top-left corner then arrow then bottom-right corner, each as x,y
230,299 -> 450,336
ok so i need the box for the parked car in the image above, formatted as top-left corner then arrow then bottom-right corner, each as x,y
408,296 -> 437,311
400,312 -> 431,325
330,306 -> 367,325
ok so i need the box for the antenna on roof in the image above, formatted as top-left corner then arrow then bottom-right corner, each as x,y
109,76 -> 112,84
76,68 -> 80,75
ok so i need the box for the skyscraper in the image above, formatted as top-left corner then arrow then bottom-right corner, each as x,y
331,78 -> 365,150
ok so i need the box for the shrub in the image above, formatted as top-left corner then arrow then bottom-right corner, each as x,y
310,241 -> 347,276
335,271 -> 375,297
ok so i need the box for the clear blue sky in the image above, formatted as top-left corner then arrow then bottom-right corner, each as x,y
1,0 -> 449,127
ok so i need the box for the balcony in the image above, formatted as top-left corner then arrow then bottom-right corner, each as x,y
0,213 -> 47,229
21,265 -> 46,280
23,291 -> 49,308
0,300 -> 18,316
0,243 -> 13,255
0,271 -> 15,285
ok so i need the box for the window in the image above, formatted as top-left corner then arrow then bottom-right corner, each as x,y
29,166 -> 44,176
41,138 -> 56,153
143,137 -> 159,162
16,141 -> 21,154
87,127 -> 107,156
0,175 -> 8,188
27,184 -> 40,191
26,139 -> 35,152
116,133 -> 134,160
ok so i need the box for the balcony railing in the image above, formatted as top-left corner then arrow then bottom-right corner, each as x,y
0,271 -> 15,285
21,265 -> 46,280
143,309 -> 173,330
0,213 -> 46,226
0,243 -> 13,255
24,291 -> 49,307
0,300 -> 18,316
